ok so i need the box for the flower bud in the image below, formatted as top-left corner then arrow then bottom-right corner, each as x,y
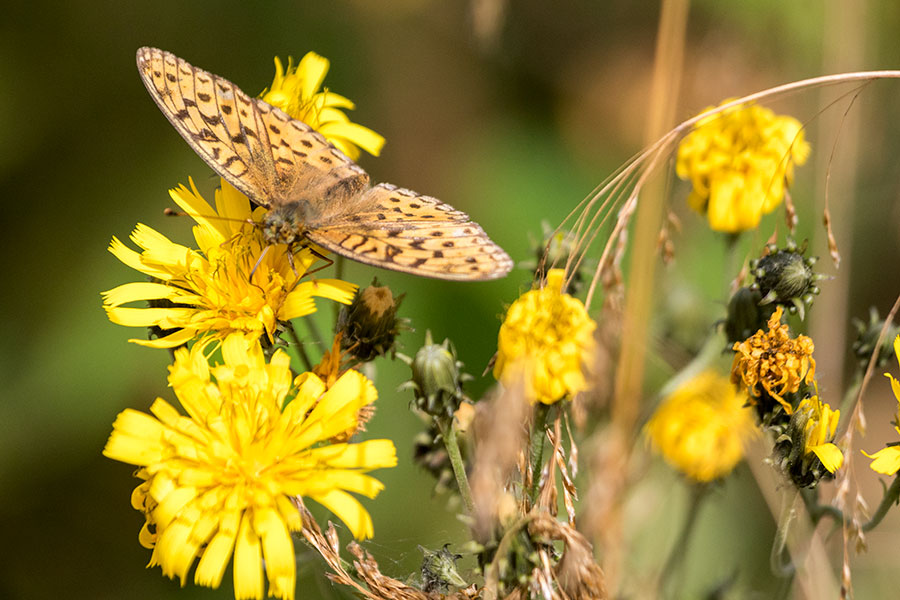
336,281 -> 405,361
749,240 -> 823,320
724,286 -> 775,344
403,332 -> 470,420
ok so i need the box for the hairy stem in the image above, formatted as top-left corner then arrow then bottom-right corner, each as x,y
529,403 -> 551,505
440,418 -> 475,516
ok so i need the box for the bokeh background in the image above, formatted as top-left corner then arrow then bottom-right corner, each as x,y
3,1 -> 900,598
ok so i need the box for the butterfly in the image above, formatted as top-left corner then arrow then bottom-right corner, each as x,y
136,47 -> 513,281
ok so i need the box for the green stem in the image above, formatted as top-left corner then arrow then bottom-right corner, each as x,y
529,404 -> 551,505
659,483 -> 707,598
286,321 -> 314,372
770,488 -> 799,578
440,419 -> 475,515
800,487 -> 843,526
862,474 -> 900,532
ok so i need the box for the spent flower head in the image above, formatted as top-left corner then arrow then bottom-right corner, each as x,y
863,335 -> 900,475
676,100 -> 810,233
645,371 -> 757,482
731,306 -> 816,416
102,180 -> 356,348
261,52 -> 385,160
103,335 -> 397,600
495,269 -> 597,404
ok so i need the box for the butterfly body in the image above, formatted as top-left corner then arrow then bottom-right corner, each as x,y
137,47 -> 512,280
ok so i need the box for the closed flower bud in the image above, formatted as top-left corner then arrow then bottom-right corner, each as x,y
336,281 -> 405,362
404,332 -> 469,420
749,240 -> 823,320
724,286 -> 776,344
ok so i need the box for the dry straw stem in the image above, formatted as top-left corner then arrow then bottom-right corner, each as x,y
834,292 -> 900,598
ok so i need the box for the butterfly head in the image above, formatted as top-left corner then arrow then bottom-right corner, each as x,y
262,202 -> 309,247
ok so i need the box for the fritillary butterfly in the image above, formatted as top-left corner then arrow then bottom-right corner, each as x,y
136,47 -> 512,280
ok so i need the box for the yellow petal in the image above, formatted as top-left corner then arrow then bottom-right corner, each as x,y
254,508 -> 295,600
195,529 -> 236,588
810,443 -> 843,473
101,282 -> 181,307
320,439 -> 398,470
233,515 -> 264,600
109,236 -> 171,279
317,121 -> 386,156
863,446 -> 900,476
310,489 -> 374,540
297,52 -> 330,99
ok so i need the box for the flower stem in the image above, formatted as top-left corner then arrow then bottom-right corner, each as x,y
800,487 -> 844,526
862,474 -> 900,532
440,419 -> 475,515
529,404 -> 551,505
658,483 -> 707,598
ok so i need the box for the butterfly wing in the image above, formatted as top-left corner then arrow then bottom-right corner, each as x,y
306,184 -> 513,280
135,47 -> 368,208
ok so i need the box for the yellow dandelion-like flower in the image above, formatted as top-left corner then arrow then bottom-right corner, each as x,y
494,269 -> 597,404
645,371 -> 757,482
863,335 -> 900,475
676,101 -> 810,233
102,179 -> 357,348
731,306 -> 815,414
794,394 -> 843,474
103,336 -> 397,600
261,52 -> 385,161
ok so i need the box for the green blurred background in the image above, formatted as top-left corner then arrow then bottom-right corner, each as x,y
3,1 -> 900,598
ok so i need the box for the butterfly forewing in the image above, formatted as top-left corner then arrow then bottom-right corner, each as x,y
137,47 -> 512,281
307,184 -> 514,280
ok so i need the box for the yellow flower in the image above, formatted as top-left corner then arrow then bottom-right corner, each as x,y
794,394 -> 843,473
676,101 -> 810,233
731,306 -> 815,414
103,336 -> 397,600
494,269 -> 597,404
261,52 -> 385,160
645,371 -> 757,482
102,179 -> 357,348
863,335 -> 900,475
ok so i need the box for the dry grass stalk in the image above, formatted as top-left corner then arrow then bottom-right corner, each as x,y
834,292 -> 900,598
471,380 -> 530,542
297,498 -> 479,600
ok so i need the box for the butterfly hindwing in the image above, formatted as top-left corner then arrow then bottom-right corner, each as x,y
306,184 -> 513,280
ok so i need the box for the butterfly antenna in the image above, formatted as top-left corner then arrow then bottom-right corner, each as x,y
249,245 -> 271,280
